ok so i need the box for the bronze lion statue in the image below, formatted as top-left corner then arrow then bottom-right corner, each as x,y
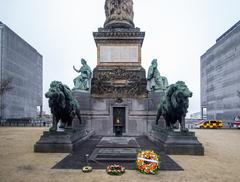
156,81 -> 192,131
45,81 -> 81,131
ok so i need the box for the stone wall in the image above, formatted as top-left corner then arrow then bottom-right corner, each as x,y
73,90 -> 163,136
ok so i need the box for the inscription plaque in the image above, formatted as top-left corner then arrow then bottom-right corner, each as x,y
100,45 -> 138,63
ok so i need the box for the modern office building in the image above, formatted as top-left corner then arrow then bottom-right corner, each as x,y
0,22 -> 42,120
201,21 -> 240,121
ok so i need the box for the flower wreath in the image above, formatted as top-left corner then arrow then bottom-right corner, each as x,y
136,150 -> 160,175
106,164 -> 125,175
82,166 -> 93,173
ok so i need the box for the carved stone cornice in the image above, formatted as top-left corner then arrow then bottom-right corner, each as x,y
93,28 -> 145,46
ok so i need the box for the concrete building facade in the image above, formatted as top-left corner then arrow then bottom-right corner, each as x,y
0,22 -> 42,120
201,21 -> 240,122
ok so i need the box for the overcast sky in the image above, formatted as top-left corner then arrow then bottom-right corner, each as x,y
0,0 -> 240,115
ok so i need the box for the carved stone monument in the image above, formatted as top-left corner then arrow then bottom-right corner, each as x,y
34,81 -> 93,153
91,31 -> 146,98
104,0 -> 134,29
148,81 -> 204,155
77,0 -> 150,137
35,1 -> 204,155
90,0 -> 147,99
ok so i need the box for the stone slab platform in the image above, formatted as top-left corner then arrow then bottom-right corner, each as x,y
53,136 -> 183,171
148,127 -> 204,155
89,148 -> 138,161
34,129 -> 94,153
96,137 -> 140,148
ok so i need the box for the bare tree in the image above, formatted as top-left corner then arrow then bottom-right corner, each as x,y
0,78 -> 13,96
0,78 -> 13,118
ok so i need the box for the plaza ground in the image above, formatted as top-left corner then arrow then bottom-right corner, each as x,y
0,128 -> 239,182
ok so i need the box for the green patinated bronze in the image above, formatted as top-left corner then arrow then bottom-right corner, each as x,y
73,58 -> 92,91
147,59 -> 168,92
45,81 -> 81,131
156,81 -> 192,131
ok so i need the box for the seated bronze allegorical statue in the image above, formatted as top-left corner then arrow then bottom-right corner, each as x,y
73,58 -> 92,91
147,59 -> 169,92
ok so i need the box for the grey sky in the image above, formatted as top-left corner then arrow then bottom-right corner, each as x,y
0,0 -> 240,115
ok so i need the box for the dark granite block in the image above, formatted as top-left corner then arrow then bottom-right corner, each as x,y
96,137 -> 140,148
148,128 -> 204,155
34,128 -> 94,153
53,136 -> 183,171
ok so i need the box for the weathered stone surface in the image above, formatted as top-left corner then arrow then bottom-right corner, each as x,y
74,92 -> 154,136
89,148 -> 138,161
93,28 -> 145,47
34,128 -> 94,153
91,66 -> 147,98
35,89 -> 94,153
74,81 -> 163,136
54,136 -> 183,170
96,137 -> 140,148
104,0 -> 134,29
72,90 -> 91,110
92,27 -> 146,99
99,45 -> 138,63
148,127 -> 204,155
89,137 -> 139,162
148,91 -> 164,111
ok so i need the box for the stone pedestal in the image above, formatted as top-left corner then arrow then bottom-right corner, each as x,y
91,66 -> 147,98
34,90 -> 94,153
91,28 -> 147,98
89,137 -> 140,162
34,128 -> 94,153
72,89 -> 166,136
148,126 -> 204,155
78,96 -> 150,136
148,91 -> 165,111
147,91 -> 166,129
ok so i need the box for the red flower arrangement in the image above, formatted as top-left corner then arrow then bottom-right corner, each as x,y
106,164 -> 125,175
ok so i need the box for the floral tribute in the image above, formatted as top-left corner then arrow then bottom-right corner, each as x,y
106,164 -> 125,175
136,150 -> 160,175
82,166 -> 93,173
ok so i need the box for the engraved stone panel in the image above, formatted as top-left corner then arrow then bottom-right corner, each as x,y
100,45 -> 138,63
96,137 -> 140,148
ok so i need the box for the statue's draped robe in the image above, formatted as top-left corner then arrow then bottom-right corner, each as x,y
74,64 -> 92,90
147,66 -> 164,91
